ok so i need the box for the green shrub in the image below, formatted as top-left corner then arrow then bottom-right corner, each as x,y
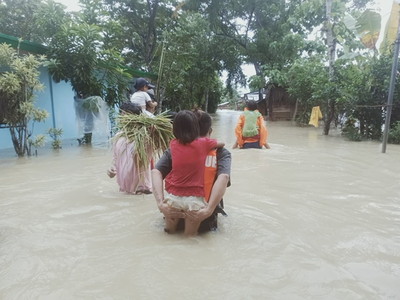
342,117 -> 362,141
48,128 -> 63,149
343,126 -> 362,141
388,121 -> 400,144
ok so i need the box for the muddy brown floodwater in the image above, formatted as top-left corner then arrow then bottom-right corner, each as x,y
1,110 -> 399,299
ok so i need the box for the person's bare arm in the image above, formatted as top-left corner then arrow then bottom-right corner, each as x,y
216,141 -> 225,148
185,173 -> 229,222
151,169 -> 185,219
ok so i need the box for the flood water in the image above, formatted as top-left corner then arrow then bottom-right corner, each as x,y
1,110 -> 399,299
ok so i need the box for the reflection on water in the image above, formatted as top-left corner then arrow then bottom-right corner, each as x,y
1,110 -> 400,299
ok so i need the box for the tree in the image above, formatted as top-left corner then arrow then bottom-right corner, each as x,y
0,43 -> 48,157
184,0 -> 325,93
335,54 -> 398,140
79,0 -> 175,73
159,12 -> 224,112
47,22 -> 130,106
321,0 -> 376,134
0,0 -> 71,44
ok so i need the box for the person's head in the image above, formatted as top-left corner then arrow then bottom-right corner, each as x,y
173,110 -> 199,144
119,102 -> 142,115
246,100 -> 258,111
193,109 -> 212,137
134,78 -> 155,91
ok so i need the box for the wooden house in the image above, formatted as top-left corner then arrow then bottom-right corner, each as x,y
255,85 -> 298,121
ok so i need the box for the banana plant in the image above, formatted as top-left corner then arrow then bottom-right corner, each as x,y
380,0 -> 400,54
342,9 -> 381,55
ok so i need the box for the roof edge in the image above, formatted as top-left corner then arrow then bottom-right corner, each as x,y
0,33 -> 47,54
0,32 -> 158,79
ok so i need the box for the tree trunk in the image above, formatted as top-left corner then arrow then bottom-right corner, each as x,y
292,99 -> 299,125
323,0 -> 336,135
9,124 -> 27,157
204,89 -> 209,112
268,90 -> 274,121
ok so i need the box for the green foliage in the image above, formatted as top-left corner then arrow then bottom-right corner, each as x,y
342,126 -> 362,141
341,117 -> 362,141
1,0 -> 389,143
160,13 -> 224,112
29,134 -> 46,153
284,50 -> 397,141
283,56 -> 329,124
79,0 -> 173,72
0,0 -> 71,44
81,96 -> 102,113
248,75 -> 266,92
335,55 -> 392,140
48,127 -> 63,149
47,22 -> 130,106
0,43 -> 48,156
221,87 -> 241,109
388,122 -> 400,144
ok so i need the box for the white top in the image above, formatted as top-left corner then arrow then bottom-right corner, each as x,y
130,91 -> 151,108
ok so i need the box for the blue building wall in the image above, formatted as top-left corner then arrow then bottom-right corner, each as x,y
0,67 -> 79,150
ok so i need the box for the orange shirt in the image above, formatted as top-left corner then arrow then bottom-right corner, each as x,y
203,149 -> 217,202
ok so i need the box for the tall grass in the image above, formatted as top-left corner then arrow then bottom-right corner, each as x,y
115,113 -> 174,169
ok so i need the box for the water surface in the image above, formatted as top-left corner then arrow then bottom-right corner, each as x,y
1,110 -> 399,299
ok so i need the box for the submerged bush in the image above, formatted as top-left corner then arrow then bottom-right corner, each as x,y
48,128 -> 63,149
388,121 -> 400,144
341,117 -> 362,141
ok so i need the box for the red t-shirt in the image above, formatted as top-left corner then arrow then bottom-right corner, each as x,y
165,137 -> 218,197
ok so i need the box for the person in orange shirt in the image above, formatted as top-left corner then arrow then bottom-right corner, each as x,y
233,100 -> 270,149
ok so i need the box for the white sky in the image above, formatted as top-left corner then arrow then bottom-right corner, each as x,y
57,0 -> 81,11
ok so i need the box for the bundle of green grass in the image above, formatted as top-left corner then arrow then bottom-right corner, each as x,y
115,112 -> 174,169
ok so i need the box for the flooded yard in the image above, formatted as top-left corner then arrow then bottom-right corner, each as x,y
1,110 -> 399,299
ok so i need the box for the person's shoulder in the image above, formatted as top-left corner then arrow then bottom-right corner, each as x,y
217,147 -> 231,157
198,136 -> 214,141
132,91 -> 146,97
130,91 -> 142,99
202,137 -> 218,145
195,137 -> 215,143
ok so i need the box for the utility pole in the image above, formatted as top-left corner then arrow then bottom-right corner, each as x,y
382,15 -> 400,153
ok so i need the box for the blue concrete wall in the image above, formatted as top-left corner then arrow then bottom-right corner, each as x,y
0,67 -> 79,150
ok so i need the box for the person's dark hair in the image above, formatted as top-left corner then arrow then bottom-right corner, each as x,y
173,110 -> 199,144
193,109 -> 212,137
120,102 -> 142,115
246,100 -> 258,111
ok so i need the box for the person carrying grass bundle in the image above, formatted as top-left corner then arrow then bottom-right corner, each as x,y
107,102 -> 153,195
152,110 -> 225,236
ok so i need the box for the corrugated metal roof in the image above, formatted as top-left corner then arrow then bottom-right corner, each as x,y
0,33 -> 47,54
